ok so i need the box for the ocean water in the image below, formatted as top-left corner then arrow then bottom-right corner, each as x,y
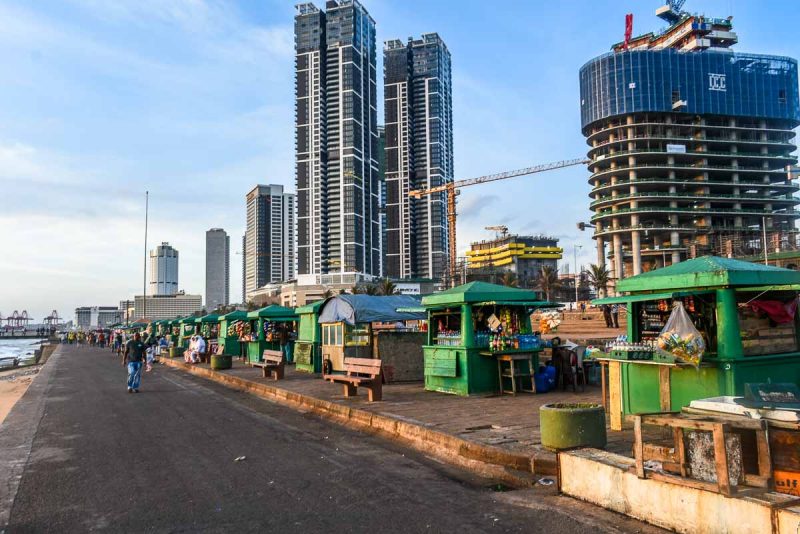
0,339 -> 42,368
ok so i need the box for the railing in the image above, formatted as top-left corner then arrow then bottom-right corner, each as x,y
590,191 -> 799,207
590,177 -> 798,192
589,133 -> 795,151
592,206 -> 799,221
586,120 -> 797,143
590,162 -> 787,179
588,147 -> 797,163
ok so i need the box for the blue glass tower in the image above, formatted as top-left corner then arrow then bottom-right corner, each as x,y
580,8 -> 799,281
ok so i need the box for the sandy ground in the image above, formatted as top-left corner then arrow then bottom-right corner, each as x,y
0,367 -> 40,424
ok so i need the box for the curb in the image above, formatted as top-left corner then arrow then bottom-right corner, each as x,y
159,357 -> 556,486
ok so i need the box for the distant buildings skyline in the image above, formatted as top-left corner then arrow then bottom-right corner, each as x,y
205,228 -> 230,311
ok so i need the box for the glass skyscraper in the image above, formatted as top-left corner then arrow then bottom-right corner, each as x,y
580,7 -> 799,281
383,33 -> 453,280
295,1 -> 381,279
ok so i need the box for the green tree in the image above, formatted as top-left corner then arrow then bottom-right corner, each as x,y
536,265 -> 561,302
499,272 -> 519,288
586,263 -> 611,298
378,278 -> 398,295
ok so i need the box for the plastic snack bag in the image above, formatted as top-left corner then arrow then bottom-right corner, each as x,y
656,301 -> 705,367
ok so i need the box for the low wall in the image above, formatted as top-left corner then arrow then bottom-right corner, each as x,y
374,331 -> 425,383
559,448 -> 800,534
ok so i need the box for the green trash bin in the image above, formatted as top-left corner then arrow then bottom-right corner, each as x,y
540,403 -> 607,450
211,354 -> 232,370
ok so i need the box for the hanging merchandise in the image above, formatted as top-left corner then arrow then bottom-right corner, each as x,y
656,301 -> 706,367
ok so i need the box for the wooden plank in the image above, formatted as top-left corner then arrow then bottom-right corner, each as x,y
600,361 -> 608,411
658,365 -> 671,412
642,443 -> 675,463
647,470 -> 721,493
345,357 -> 381,367
755,428 -> 772,483
674,427 -> 688,477
713,423 -> 732,496
769,429 -> 800,472
608,360 -> 622,431
634,416 -> 645,478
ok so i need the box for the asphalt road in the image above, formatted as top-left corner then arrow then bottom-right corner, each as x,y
3,345 -> 659,533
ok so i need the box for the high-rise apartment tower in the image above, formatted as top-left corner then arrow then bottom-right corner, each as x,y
243,185 -> 296,301
384,33 -> 453,280
205,228 -> 230,311
149,242 -> 179,296
580,5 -> 799,281
295,1 -> 381,279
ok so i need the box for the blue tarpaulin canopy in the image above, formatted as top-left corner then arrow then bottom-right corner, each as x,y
318,295 -> 426,325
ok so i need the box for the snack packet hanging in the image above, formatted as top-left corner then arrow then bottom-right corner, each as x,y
655,301 -> 706,367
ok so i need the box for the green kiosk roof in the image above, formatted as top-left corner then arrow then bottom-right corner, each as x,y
247,304 -> 298,321
179,316 -> 198,324
218,310 -> 248,322
616,256 -> 800,294
422,281 -> 553,308
195,313 -> 220,324
295,300 -> 325,315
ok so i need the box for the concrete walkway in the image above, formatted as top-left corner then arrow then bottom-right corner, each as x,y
1,344 -> 661,533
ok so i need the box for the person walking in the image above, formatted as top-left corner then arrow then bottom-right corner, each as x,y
602,305 -> 613,328
123,332 -> 146,393
611,304 -> 620,329
278,324 -> 292,364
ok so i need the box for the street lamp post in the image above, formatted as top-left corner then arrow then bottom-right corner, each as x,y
573,244 -> 583,306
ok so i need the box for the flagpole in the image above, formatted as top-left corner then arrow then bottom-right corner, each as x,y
144,191 -> 149,319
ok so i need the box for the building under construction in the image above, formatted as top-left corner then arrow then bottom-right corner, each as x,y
579,1 -> 800,280
465,232 -> 562,286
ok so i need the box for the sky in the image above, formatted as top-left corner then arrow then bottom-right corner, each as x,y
1,0 -> 799,322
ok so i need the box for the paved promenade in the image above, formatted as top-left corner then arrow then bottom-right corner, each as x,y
1,345 -> 659,533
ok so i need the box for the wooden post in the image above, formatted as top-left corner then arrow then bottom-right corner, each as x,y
634,416 -> 645,478
712,423 -> 732,495
658,365 -> 671,411
674,427 -> 687,477
608,360 -> 623,431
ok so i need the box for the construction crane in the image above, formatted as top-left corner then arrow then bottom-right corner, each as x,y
409,157 -> 589,285
485,225 -> 509,239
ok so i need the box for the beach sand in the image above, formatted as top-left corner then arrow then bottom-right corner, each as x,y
0,367 -> 39,423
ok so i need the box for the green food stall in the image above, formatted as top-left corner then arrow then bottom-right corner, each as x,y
167,318 -> 182,348
593,256 -> 800,430
421,282 -> 553,396
179,316 -> 198,349
195,313 -> 220,352
245,305 -> 298,364
218,310 -> 249,358
295,300 -> 325,374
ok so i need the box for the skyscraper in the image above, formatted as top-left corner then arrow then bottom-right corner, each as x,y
295,1 -> 381,279
580,5 -> 799,280
149,242 -> 179,296
205,228 -> 230,311
384,33 -> 453,280
243,185 -> 296,301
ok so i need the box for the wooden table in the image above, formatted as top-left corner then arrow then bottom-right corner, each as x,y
481,351 -> 537,395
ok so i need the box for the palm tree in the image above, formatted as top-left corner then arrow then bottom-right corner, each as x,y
499,272 -> 519,287
364,284 -> 379,296
536,265 -> 561,302
586,263 -> 611,298
323,289 -> 335,299
378,278 -> 398,296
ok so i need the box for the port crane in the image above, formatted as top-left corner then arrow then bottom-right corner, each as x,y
409,157 -> 589,285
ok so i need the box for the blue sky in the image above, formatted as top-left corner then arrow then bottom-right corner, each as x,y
1,0 -> 798,321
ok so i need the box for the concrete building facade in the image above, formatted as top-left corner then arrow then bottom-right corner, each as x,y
74,306 -> 121,329
383,33 -> 453,281
243,185 -> 296,301
205,228 -> 230,311
580,6 -> 800,281
149,242 -> 179,296
133,293 -> 202,321
295,1 -> 381,278
466,234 -> 563,287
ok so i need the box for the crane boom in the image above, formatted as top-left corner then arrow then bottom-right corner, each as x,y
409,158 -> 589,197
408,157 -> 589,286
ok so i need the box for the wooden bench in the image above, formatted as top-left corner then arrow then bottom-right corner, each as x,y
251,349 -> 285,380
324,357 -> 383,402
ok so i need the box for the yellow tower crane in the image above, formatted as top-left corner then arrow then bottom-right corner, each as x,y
409,157 -> 590,285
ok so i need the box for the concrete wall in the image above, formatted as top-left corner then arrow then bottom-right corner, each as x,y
374,331 -> 425,383
559,448 -> 800,534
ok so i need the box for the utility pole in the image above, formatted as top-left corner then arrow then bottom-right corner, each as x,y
574,244 -> 583,305
143,191 -> 149,318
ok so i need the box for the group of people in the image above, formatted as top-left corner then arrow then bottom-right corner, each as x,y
184,334 -> 208,364
59,330 -> 116,347
601,304 -> 620,328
